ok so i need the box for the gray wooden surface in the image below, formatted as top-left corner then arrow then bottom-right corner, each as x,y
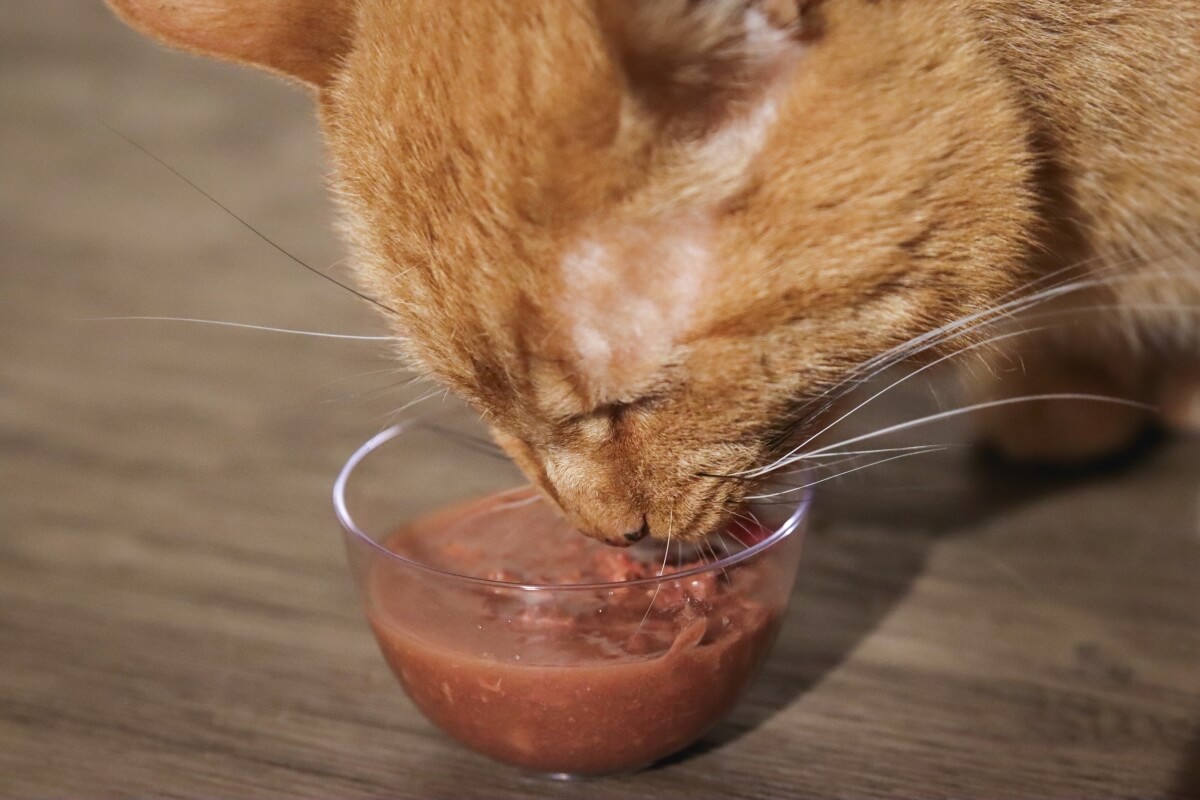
2,4 -> 1199,798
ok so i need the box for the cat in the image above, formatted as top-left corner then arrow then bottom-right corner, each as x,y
107,0 -> 1200,545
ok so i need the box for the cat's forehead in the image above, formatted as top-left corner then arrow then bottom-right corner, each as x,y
324,5 -> 798,419
543,100 -> 785,410
547,212 -> 714,410
344,103 -> 786,420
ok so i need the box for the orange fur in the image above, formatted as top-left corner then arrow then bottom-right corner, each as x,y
107,0 -> 1200,542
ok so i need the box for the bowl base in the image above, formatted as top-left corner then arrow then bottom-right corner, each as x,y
519,764 -> 652,782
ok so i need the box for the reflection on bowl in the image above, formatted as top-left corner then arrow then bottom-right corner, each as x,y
335,424 -> 810,777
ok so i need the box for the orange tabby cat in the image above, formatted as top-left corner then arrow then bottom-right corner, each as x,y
107,0 -> 1200,544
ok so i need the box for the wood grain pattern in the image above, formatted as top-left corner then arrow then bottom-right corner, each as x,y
2,3 -> 1199,797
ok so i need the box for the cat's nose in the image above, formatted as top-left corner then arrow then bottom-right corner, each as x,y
529,452 -> 651,546
621,517 -> 651,544
569,504 -> 652,547
588,516 -> 649,548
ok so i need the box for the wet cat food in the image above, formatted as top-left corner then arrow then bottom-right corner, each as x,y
362,494 -> 793,775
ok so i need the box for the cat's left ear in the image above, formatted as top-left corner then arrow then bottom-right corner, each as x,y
106,0 -> 356,89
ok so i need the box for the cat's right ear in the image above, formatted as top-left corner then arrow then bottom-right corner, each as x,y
597,0 -> 809,119
105,0 -> 356,89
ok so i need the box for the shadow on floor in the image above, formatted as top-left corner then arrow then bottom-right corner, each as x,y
1172,723 -> 1200,800
659,428 -> 1165,766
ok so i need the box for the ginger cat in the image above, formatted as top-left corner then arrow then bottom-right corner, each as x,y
107,0 -> 1200,544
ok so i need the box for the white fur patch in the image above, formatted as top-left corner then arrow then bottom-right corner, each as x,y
680,93 -> 784,206
559,217 -> 713,404
556,90 -> 790,405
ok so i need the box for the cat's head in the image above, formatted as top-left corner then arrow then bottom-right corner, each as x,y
109,0 -> 1036,543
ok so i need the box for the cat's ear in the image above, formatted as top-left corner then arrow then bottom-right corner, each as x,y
598,0 -> 810,111
105,0 -> 356,89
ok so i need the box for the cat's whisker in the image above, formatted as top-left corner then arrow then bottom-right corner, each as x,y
746,447 -> 947,500
704,539 -> 730,583
861,248 -> 1198,375
842,249 -> 1171,377
755,450 -> 916,481
988,253 -> 1104,305
805,287 -> 1200,435
748,250 -> 1179,462
635,512 -> 674,641
798,444 -> 958,459
80,316 -> 402,341
760,252 -> 1198,475
762,393 -> 1153,477
1020,302 -> 1200,324
987,232 -> 1193,308
99,119 -> 406,319
658,513 -> 674,578
745,326 -> 1053,479
865,277 -> 1095,369
724,513 -> 763,544
417,423 -> 506,456
374,389 -> 445,434
725,507 -> 761,529
314,366 -> 424,390
317,375 -> 428,406
715,530 -> 734,558
704,447 -> 918,483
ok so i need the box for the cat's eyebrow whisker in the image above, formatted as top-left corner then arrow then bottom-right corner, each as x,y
81,316 -> 402,342
746,447 -> 947,500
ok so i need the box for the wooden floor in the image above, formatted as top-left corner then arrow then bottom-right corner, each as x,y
2,4 -> 1199,798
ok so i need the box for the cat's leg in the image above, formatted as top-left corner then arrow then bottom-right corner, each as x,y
968,324 -> 1158,464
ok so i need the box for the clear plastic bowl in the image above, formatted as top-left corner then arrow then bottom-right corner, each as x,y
335,422 -> 810,777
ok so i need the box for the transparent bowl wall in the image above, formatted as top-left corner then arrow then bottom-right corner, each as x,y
336,421 -> 810,777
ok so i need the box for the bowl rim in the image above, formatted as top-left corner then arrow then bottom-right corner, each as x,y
333,422 -> 811,592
